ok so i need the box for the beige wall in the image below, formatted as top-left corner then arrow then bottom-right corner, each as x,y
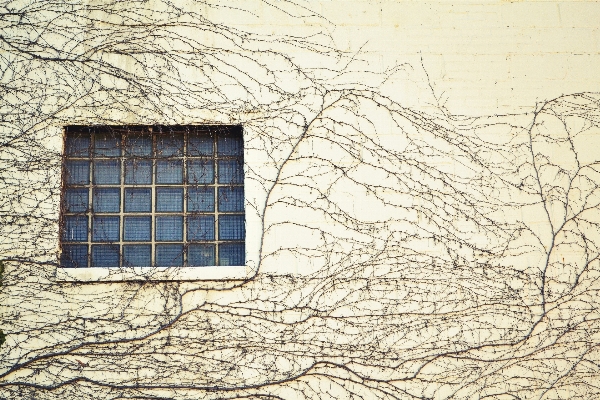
207,0 -> 600,116
1,1 -> 600,399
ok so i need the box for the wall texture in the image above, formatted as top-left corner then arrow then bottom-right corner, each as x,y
1,1 -> 600,399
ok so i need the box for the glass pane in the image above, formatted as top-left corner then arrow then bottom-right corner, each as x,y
156,244 -> 183,267
125,160 -> 152,184
94,132 -> 121,156
156,133 -> 183,157
156,160 -> 183,184
65,161 -> 90,185
187,160 -> 214,184
188,215 -> 215,241
125,134 -> 152,156
61,127 -> 247,269
218,215 -> 245,240
61,245 -> 88,268
188,244 -> 215,266
156,187 -> 183,212
218,160 -> 243,184
123,245 -> 152,267
218,243 -> 245,266
124,217 -> 151,241
188,132 -> 213,156
92,216 -> 120,242
155,216 -> 183,241
187,187 -> 214,212
63,216 -> 88,242
218,187 -> 244,212
64,189 -> 88,212
217,133 -> 243,156
91,245 -> 120,267
65,133 -> 90,157
93,188 -> 120,213
124,188 -> 151,212
94,160 -> 121,185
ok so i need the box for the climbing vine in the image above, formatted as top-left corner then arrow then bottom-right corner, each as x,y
1,0 -> 600,399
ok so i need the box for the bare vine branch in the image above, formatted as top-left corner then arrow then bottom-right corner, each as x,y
1,0 -> 600,399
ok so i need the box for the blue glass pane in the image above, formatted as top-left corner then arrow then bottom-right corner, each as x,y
92,216 -> 120,242
65,161 -> 90,184
93,188 -> 120,213
156,160 -> 183,184
124,217 -> 151,241
156,133 -> 183,157
218,243 -> 245,266
65,133 -> 90,157
63,216 -> 88,242
123,245 -> 152,267
155,216 -> 183,241
124,188 -> 151,212
188,216 -> 215,241
61,245 -> 88,268
91,245 -> 120,267
188,133 -> 213,156
217,134 -> 243,156
94,132 -> 121,156
188,244 -> 215,266
94,160 -> 121,185
218,160 -> 243,184
218,215 -> 245,240
218,187 -> 244,212
187,187 -> 214,212
187,160 -> 214,184
64,189 -> 88,212
125,134 -> 152,156
156,244 -> 183,267
156,187 -> 183,212
125,160 -> 152,184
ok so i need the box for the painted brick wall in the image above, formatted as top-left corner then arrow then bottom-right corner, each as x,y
212,0 -> 600,116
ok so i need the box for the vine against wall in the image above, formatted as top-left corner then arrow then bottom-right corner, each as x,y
1,1 -> 600,398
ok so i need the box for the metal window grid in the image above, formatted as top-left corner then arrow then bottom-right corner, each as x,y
60,125 -> 245,268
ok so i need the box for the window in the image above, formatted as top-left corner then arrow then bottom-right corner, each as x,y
60,125 -> 245,269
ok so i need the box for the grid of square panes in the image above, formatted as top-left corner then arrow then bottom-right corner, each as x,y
60,126 -> 245,268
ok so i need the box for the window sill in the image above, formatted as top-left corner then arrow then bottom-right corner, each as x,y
56,266 -> 250,282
